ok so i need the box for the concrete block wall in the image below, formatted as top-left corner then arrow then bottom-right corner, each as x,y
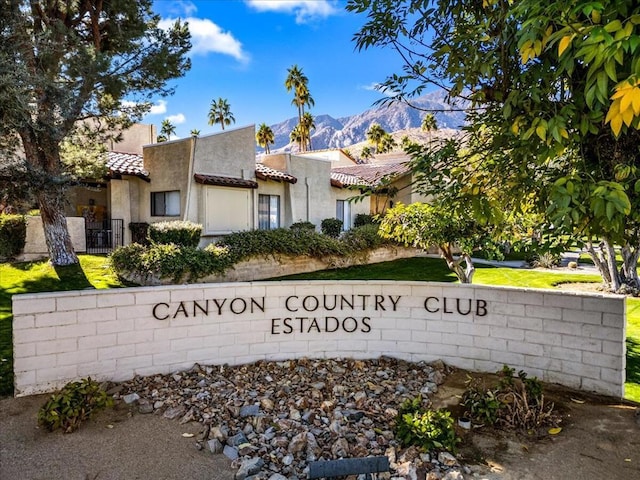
12,282 -> 626,397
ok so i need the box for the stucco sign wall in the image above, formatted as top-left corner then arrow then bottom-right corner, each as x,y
12,281 -> 626,397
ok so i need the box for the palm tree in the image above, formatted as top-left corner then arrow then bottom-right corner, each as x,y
256,123 -> 275,154
421,113 -> 438,150
360,146 -> 372,161
190,129 -> 201,136
379,133 -> 397,153
285,64 -> 314,145
289,124 -> 303,151
208,97 -> 235,130
157,119 -> 176,142
299,112 -> 315,151
366,123 -> 386,153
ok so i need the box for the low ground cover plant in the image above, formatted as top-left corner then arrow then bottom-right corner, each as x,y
460,366 -> 558,432
38,377 -> 113,433
395,395 -> 460,453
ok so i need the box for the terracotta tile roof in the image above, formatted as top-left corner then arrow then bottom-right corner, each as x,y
255,163 -> 298,184
194,173 -> 258,189
107,151 -> 148,178
330,161 -> 410,188
330,172 -> 368,188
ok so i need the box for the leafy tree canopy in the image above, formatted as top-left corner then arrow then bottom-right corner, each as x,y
0,0 -> 191,265
348,0 -> 640,291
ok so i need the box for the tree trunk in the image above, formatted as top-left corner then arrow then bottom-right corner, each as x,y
585,238 -> 631,292
621,243 -> 640,288
439,245 -> 475,283
38,190 -> 79,266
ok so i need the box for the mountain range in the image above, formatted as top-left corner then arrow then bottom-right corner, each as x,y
267,89 -> 467,153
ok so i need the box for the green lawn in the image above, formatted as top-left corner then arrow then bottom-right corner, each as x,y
1,255 -> 638,403
0,255 -> 124,395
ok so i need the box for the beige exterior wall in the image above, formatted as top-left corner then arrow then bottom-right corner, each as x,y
20,216 -> 86,261
109,179 -> 133,245
139,137 -> 193,224
107,123 -> 156,155
297,149 -> 356,167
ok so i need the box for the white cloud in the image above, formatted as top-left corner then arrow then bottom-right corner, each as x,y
246,0 -> 337,24
149,100 -> 168,115
360,83 -> 394,96
163,1 -> 198,17
166,113 -> 186,125
159,17 -> 248,62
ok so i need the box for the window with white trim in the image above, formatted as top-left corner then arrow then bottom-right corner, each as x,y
336,199 -> 352,230
151,191 -> 180,216
258,194 -> 280,230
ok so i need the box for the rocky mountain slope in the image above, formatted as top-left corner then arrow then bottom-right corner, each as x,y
268,89 -> 466,153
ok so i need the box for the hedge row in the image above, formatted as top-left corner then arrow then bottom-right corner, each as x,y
110,222 -> 392,283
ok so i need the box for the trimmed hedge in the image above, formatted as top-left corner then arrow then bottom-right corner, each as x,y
321,218 -> 343,238
110,223 -> 395,284
0,214 -> 26,259
148,220 -> 202,247
290,221 -> 316,231
354,213 -> 377,227
110,243 -> 233,283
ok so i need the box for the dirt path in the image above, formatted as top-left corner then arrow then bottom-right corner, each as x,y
1,372 -> 639,480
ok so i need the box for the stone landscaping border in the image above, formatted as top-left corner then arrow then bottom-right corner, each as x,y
12,281 -> 625,397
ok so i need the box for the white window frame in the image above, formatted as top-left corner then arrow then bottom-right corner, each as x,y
258,194 -> 280,230
336,199 -> 352,230
151,190 -> 180,216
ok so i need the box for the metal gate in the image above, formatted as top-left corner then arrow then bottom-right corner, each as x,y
86,219 -> 124,254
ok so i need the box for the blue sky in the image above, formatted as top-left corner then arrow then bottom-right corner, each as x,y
148,0 -> 408,138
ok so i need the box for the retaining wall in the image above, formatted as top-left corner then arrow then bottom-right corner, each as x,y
12,281 -> 626,397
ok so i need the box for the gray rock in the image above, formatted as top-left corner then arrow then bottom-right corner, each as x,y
442,470 -> 464,480
288,432 -> 307,453
331,437 -> 350,457
227,432 -> 249,446
268,474 -> 287,480
235,457 -> 265,480
137,400 -> 153,414
223,445 -> 239,460
162,406 -> 185,420
437,451 -> 458,466
240,404 -> 261,417
207,438 -> 224,454
122,392 -> 140,404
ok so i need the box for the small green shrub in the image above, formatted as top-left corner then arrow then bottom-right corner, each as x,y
321,218 -> 343,238
290,221 -> 316,231
37,378 -> 113,433
110,243 -> 233,282
129,222 -> 150,245
461,366 -> 556,431
354,213 -> 377,227
395,398 -> 459,453
148,220 -> 202,247
531,251 -> 560,269
342,223 -> 387,251
0,214 -> 26,259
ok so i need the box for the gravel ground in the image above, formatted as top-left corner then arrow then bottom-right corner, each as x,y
1,366 -> 640,480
